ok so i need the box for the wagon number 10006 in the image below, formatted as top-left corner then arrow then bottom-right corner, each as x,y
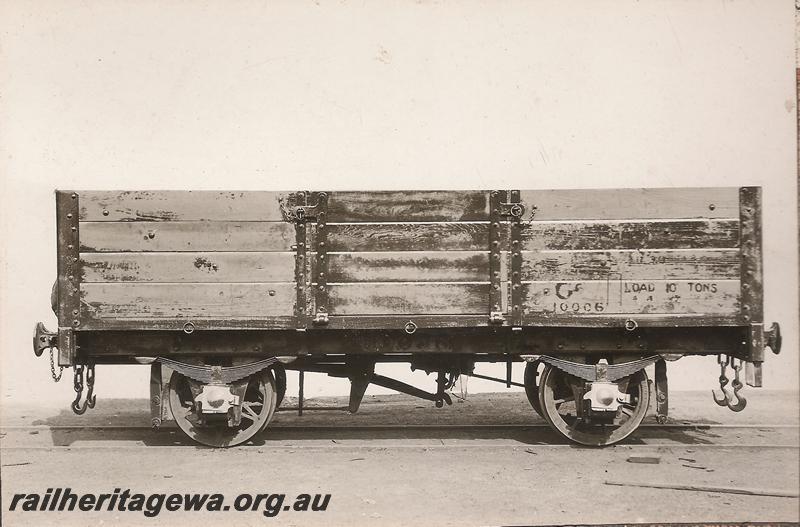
553,302 -> 606,313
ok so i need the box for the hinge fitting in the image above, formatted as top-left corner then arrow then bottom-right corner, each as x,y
499,202 -> 525,218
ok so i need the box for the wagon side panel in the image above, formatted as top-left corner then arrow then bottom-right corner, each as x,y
312,191 -> 496,324
518,187 -> 744,325
74,191 -> 300,330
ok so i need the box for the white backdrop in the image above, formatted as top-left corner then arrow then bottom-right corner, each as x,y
1,1 -> 796,408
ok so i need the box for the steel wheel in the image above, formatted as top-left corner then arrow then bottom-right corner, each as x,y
523,361 -> 544,417
256,369 -> 280,433
538,364 -> 650,446
168,370 -> 276,447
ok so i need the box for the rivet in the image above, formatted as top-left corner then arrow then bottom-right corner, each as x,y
68,275 -> 74,281
492,240 -> 499,247
319,242 -> 325,247
493,284 -> 500,290
72,309 -> 78,315
513,305 -> 519,311
319,273 -> 325,278
71,193 -> 78,199
708,204 -> 716,211
66,213 -> 73,219
71,227 -> 77,232
73,319 -> 80,326
268,290 -> 275,296
319,254 -> 325,260
557,344 -> 563,350
67,244 -> 73,250
543,288 -> 550,295
147,231 -> 156,239
102,209 -> 109,216
492,222 -> 499,228
319,285 -> 325,291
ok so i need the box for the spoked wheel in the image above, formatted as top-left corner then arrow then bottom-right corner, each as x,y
523,361 -> 544,417
538,364 -> 650,446
168,369 -> 277,447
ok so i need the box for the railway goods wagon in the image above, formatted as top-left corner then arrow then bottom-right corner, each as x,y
33,188 -> 782,447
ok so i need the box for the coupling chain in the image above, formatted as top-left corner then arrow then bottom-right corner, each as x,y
49,348 -> 64,382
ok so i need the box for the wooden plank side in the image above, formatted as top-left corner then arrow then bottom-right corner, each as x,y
520,220 -> 740,250
328,283 -> 491,315
80,283 -> 295,319
522,249 -> 740,281
520,188 -> 740,220
79,221 -> 295,252
78,191 -> 294,222
322,223 -> 491,251
81,252 -> 295,283
523,280 -> 740,315
326,252 -> 490,282
325,191 -> 489,222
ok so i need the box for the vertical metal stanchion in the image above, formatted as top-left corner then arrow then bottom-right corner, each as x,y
298,370 -> 305,416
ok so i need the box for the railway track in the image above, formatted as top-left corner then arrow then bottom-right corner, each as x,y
2,422 -> 797,450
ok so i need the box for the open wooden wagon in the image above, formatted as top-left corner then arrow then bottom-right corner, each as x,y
34,188 -> 782,446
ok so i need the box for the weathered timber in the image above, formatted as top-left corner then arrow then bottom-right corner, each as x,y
80,252 -> 295,283
519,220 -> 739,250
520,188 -> 740,220
80,283 -> 295,319
77,317 -> 297,331
327,283 -> 500,315
79,221 -> 295,252
78,191 -> 294,222
521,249 -> 740,281
321,223 -> 492,251
324,191 -> 489,222
325,252 -> 493,282
523,279 -> 740,315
